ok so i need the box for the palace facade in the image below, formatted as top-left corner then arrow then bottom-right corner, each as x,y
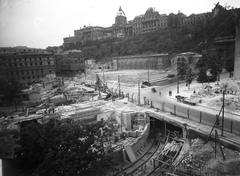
63,4 -> 222,48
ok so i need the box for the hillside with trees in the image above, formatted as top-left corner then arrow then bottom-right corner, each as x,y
64,6 -> 240,62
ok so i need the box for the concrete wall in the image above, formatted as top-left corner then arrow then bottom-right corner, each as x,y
130,123 -> 150,153
234,24 -> 240,80
112,54 -> 170,70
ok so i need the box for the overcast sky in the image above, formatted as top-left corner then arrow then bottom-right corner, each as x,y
0,0 -> 239,49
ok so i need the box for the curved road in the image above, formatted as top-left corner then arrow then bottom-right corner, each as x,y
106,81 -> 240,135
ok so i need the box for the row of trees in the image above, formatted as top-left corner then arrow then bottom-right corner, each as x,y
14,119 -> 116,176
177,50 -> 235,87
0,79 -> 25,110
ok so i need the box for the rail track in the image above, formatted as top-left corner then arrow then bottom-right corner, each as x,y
146,131 -> 185,176
112,131 -> 161,176
112,130 -> 186,176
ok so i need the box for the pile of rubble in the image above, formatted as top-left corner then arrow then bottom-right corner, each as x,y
179,138 -> 240,175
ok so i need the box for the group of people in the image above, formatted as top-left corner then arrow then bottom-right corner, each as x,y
157,90 -> 173,96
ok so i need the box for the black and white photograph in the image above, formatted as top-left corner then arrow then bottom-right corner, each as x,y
0,0 -> 240,175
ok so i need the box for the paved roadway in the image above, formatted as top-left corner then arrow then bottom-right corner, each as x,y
106,80 -> 240,135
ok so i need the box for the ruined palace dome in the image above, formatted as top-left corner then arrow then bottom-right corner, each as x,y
116,6 -> 126,17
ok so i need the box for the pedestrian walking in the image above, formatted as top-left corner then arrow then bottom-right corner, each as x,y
159,91 -> 161,96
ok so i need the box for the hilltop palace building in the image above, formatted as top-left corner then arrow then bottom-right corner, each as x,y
63,5 -> 221,48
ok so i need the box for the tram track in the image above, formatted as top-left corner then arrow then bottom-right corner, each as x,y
112,131 -> 161,176
146,131 -> 185,176
112,130 -> 185,176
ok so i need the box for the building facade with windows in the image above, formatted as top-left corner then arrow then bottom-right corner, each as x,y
54,50 -> 85,76
0,49 -> 55,84
112,53 -> 170,70
63,4 -> 223,47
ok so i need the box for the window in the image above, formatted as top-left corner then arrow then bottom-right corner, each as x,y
30,63 -> 32,66
32,76 -> 35,79
48,68 -> 52,73
32,70 -> 34,74
23,77 -> 25,80
40,62 -> 42,65
48,61 -> 50,65
28,76 -> 30,80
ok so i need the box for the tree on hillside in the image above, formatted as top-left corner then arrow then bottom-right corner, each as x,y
0,79 -> 25,110
207,52 -> 222,81
225,57 -> 234,77
195,53 -> 208,83
177,57 -> 188,79
168,13 -> 180,28
15,119 -> 116,176
185,67 -> 195,89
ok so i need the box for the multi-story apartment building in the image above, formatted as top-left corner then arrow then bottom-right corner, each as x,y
0,48 -> 55,84
54,50 -> 85,76
63,3 -> 223,47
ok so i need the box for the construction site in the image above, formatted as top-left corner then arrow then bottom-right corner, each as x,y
1,69 -> 240,176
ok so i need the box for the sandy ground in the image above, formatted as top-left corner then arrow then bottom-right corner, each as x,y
86,69 -> 169,85
86,69 -> 240,116
168,76 -> 240,116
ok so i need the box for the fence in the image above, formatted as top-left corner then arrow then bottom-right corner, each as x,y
124,92 -> 240,136
124,92 -> 240,176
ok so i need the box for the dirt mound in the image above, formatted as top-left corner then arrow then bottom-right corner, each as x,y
180,139 -> 240,175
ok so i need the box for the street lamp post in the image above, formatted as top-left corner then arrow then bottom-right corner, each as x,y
138,80 -> 140,105
148,60 -> 150,86
177,60 -> 179,94
222,89 -> 225,136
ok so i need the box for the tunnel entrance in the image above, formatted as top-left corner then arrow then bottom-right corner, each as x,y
149,116 -> 183,138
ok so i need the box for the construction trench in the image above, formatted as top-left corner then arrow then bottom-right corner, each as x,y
110,107 -> 240,176
2,69 -> 240,176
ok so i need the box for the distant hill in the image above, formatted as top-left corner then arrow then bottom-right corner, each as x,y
64,7 -> 240,62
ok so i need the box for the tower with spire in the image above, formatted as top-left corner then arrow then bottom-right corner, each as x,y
115,6 -> 127,26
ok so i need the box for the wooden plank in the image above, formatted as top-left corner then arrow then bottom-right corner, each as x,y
155,158 -> 171,167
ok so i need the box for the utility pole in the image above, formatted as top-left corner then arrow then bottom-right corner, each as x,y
148,60 -> 150,86
96,74 -> 100,96
222,89 -> 225,136
118,75 -> 121,97
138,81 -> 140,105
177,60 -> 179,94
